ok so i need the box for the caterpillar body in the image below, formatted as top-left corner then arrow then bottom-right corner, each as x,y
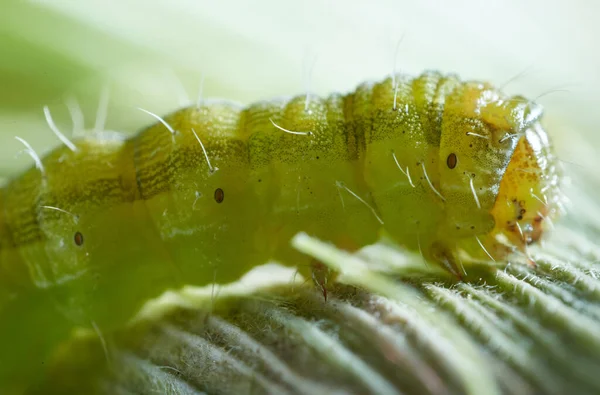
0,71 -> 561,388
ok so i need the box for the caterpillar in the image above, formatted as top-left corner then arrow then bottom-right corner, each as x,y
0,71 -> 561,389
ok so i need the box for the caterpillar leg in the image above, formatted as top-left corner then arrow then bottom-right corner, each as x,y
310,259 -> 337,301
430,242 -> 464,280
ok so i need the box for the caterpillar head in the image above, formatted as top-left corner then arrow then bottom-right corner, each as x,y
363,74 -> 562,269
441,90 -> 563,264
486,121 -> 563,261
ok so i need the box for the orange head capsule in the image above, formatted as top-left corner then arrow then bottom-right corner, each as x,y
486,121 -> 562,262
439,88 -> 562,266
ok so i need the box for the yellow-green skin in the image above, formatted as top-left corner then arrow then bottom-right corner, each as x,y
0,71 -> 561,391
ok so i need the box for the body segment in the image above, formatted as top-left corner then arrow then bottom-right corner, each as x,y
0,71 -> 561,389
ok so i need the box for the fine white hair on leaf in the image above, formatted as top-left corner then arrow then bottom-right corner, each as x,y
269,118 -> 312,136
137,107 -> 176,135
422,162 -> 445,202
335,181 -> 384,224
15,136 -> 45,175
43,106 -> 77,152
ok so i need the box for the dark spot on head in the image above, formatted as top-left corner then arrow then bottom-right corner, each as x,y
447,153 -> 457,169
469,144 -> 473,148
456,225 -> 461,230
74,232 -> 84,246
517,215 -> 523,220
470,225 -> 475,230
214,188 -> 224,203
258,179 -> 262,182
316,156 -> 320,159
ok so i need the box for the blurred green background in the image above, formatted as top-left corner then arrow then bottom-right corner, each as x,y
1,0 -> 598,180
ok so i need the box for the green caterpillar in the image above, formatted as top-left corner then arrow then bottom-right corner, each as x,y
0,71 -> 561,391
